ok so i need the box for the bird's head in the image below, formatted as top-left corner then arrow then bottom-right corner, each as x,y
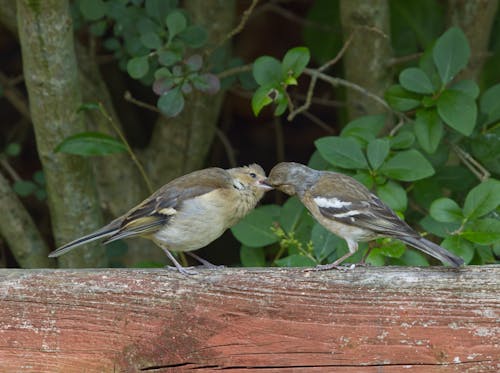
228,163 -> 273,198
265,162 -> 318,196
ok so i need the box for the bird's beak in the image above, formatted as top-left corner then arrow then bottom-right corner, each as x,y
258,179 -> 274,190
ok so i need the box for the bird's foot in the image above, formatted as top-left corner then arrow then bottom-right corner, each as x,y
165,265 -> 198,275
305,263 -> 357,272
198,263 -> 225,269
186,252 -> 224,269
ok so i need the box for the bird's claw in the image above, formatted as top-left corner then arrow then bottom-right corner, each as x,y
165,265 -> 198,275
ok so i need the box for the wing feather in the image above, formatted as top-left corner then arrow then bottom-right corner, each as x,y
109,168 -> 233,240
309,172 -> 417,238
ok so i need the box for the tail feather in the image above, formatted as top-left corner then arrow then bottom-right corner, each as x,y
48,218 -> 122,258
401,236 -> 464,267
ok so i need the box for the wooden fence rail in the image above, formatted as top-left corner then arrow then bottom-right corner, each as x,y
0,266 -> 499,372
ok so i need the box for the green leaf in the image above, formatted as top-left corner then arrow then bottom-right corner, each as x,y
240,245 -> 266,267
315,136 -> 368,169
13,180 -> 37,197
33,170 -> 45,186
367,138 -> 390,170
461,218 -> 500,245
279,197 -> 305,234
252,56 -> 282,85
480,83 -> 500,125
392,250 -> 429,266
371,238 -> 406,258
157,87 -> 184,117
5,143 -> 21,157
440,236 -> 474,264
470,128 -> 500,175
432,27 -> 470,85
275,254 -> 316,267
178,25 -> 208,48
390,130 -> 415,149
450,80 -> 479,99
282,46 -> 310,78
414,109 -> 443,154
79,0 -> 107,21
385,85 -> 421,112
127,56 -> 149,79
158,50 -> 181,66
377,181 -> 407,212
274,99 -> 288,116
251,85 -> 275,116
419,216 -> 460,239
307,150 -> 329,170
54,132 -> 127,156
437,89 -> 477,136
311,223 -> 342,262
399,67 -> 434,94
380,149 -> 435,181
340,114 -> 386,144
463,179 -> 500,219
429,198 -> 463,223
145,0 -> 177,24
140,32 -> 163,49
166,11 -> 187,41
231,208 -> 278,247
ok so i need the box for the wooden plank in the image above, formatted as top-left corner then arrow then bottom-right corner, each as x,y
0,266 -> 498,372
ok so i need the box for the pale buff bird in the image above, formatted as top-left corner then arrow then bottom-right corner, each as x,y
49,164 -> 272,274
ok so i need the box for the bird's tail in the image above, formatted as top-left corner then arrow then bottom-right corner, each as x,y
401,236 -> 464,267
48,218 -> 122,258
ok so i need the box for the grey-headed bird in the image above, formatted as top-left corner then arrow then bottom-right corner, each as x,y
266,162 -> 464,270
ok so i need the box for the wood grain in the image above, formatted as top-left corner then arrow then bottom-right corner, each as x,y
0,266 -> 498,372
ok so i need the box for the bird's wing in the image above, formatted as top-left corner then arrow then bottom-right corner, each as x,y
308,172 -> 416,237
105,168 -> 233,242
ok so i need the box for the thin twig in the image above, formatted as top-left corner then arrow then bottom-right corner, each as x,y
0,156 -> 22,182
389,118 -> 406,137
287,35 -> 353,121
97,102 -> 154,193
215,129 -> 237,168
451,143 -> 490,182
217,63 -> 253,80
123,92 -> 238,172
318,33 -> 354,73
387,53 -> 423,67
208,0 -> 260,55
124,91 -> 159,113
306,69 -> 394,114
301,111 -> 334,134
0,72 -> 31,121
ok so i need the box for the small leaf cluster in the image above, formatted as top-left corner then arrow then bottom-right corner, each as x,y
74,0 -> 218,117
232,27 -> 499,267
430,180 -> 500,263
251,47 -> 310,116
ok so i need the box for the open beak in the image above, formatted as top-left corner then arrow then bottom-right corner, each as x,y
258,179 -> 274,190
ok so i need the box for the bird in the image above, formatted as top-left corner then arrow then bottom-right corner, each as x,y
265,162 -> 464,269
48,164 -> 272,274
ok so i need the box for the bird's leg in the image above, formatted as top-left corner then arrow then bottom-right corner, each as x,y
159,244 -> 197,275
187,252 -> 225,269
307,240 -> 358,271
358,242 -> 375,266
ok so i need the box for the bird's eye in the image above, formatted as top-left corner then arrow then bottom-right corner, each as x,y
249,172 -> 257,178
